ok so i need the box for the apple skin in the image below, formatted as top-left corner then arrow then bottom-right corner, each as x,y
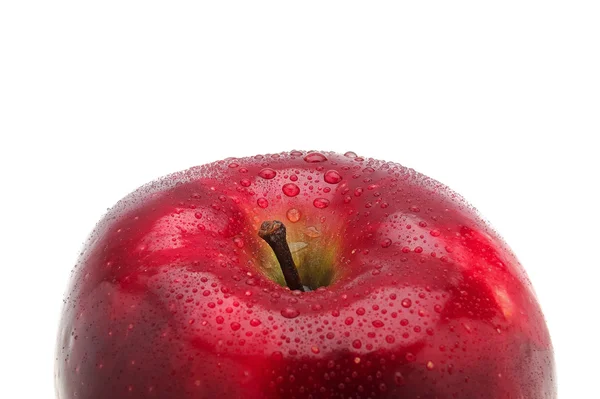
55,150 -> 555,399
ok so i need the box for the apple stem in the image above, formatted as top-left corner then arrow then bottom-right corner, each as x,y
258,220 -> 306,292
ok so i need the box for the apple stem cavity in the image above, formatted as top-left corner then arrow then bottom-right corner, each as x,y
258,220 -> 307,292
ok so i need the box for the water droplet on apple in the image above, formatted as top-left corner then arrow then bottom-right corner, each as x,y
228,162 -> 239,168
303,152 -> 328,163
352,339 -> 362,349
280,307 -> 300,319
344,151 -> 357,158
311,346 -> 321,354
430,229 -> 441,237
305,226 -> 321,237
230,322 -> 241,331
289,241 -> 308,253
286,208 -> 301,223
356,307 -> 365,316
313,198 -> 330,209
249,318 -> 261,327
240,178 -> 251,187
401,298 -> 412,308
381,238 -> 392,248
372,320 -> 384,328
216,316 -> 224,324
233,237 -> 244,248
258,168 -> 277,179
394,371 -> 405,386
345,317 -> 354,325
257,198 -> 269,208
282,183 -> 300,197
324,170 -> 342,184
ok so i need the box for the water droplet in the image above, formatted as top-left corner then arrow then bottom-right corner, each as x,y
394,371 -> 405,386
303,152 -> 328,163
313,198 -> 330,209
372,320 -> 384,328
230,322 -> 241,331
356,307 -> 365,316
401,298 -> 412,308
430,229 -> 441,237
240,178 -> 251,187
305,226 -> 321,238
233,237 -> 244,248
228,162 -> 239,168
257,198 -> 269,208
345,317 -> 354,325
426,361 -> 435,370
289,242 -> 308,254
258,168 -> 277,179
381,238 -> 392,248
386,335 -> 395,344
311,346 -> 321,354
286,208 -> 301,223
250,318 -> 261,327
352,339 -> 362,349
280,307 -> 300,319
324,170 -> 342,184
282,183 -> 300,197
344,151 -> 357,158
216,316 -> 224,324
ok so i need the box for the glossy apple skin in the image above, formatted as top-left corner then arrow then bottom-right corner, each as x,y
55,151 -> 555,398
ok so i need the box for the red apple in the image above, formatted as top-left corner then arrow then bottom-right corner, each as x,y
55,150 -> 555,398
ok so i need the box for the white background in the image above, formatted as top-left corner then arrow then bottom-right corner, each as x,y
1,2 -> 598,398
